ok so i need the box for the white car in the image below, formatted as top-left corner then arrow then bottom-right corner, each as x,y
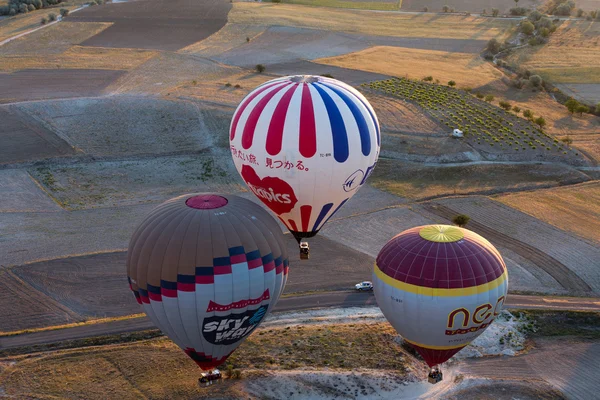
355,281 -> 373,291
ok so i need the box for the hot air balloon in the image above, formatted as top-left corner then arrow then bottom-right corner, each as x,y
127,193 -> 288,374
373,225 -> 508,383
229,75 -> 380,259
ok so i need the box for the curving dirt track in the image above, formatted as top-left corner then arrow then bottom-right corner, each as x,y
422,203 -> 592,294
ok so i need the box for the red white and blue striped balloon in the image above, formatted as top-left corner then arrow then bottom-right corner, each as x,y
230,75 -> 380,241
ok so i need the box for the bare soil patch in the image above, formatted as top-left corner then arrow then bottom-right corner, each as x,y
0,45 -> 156,72
496,181 -> 600,243
370,159 -> 591,200
437,196 -> 600,294
69,0 -> 231,51
0,270 -> 79,332
16,96 -> 216,157
230,3 -> 513,40
0,22 -> 111,56
0,106 -> 74,164
0,169 -> 61,212
0,69 -> 124,103
317,46 -> 503,89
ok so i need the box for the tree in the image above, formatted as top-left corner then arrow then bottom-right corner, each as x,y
534,116 -> 546,129
576,104 -> 589,116
492,8 -> 499,17
596,103 -> 600,114
523,109 -> 534,119
41,16 -> 47,24
540,27 -> 550,37
565,98 -> 579,114
60,8 -> 69,17
529,75 -> 543,87
514,0 -> 519,4
577,8 -> 585,17
448,80 -> 456,87
521,21 -> 535,35
513,106 -> 521,113
443,5 -> 449,12
27,4 -> 35,11
19,3 -> 28,13
554,3 -> 572,16
528,10 -> 543,21
9,7 -> 16,16
485,94 -> 494,102
499,101 -> 512,110
255,64 -> 265,73
453,214 -> 471,227
423,6 -> 428,12
487,38 -> 501,54
48,12 -> 56,21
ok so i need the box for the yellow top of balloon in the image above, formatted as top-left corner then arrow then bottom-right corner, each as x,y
419,225 -> 464,243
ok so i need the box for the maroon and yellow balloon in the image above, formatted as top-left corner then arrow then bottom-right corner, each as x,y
373,225 -> 508,367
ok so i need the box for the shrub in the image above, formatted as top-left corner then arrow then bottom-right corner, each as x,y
272,0 -> 281,3
41,17 -> 47,24
576,104 -> 589,115
482,9 -> 487,15
539,27 -> 550,37
225,82 -> 232,87
528,10 -> 543,22
485,94 -> 494,102
9,8 -> 16,16
19,3 -> 28,13
448,80 -> 456,87
577,8 -> 584,17
509,7 -> 528,16
60,8 -> 69,16
443,5 -> 449,12
520,21 -> 535,35
255,64 -> 265,73
453,214 -> 471,227
529,75 -> 543,87
28,4 -> 35,11
553,3 -> 572,16
235,84 -> 241,88
596,103 -> 600,114
423,76 -> 433,82
513,106 -> 521,113
499,101 -> 512,110
534,116 -> 546,128
246,36 -> 250,42
523,109 -> 533,119
487,38 -> 501,54
34,0 -> 43,9
476,92 -> 484,99
561,137 -> 573,145
423,6 -> 428,12
511,78 -> 525,89
565,98 -> 579,114
492,8 -> 499,17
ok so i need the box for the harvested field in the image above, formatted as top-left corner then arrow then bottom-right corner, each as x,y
282,0 -> 400,11
180,23 -> 269,57
0,324 -> 417,399
0,22 -> 111,56
12,252 -> 140,319
317,46 -> 503,89
0,69 -> 124,103
0,202 -> 157,267
0,106 -> 74,164
268,60 -> 390,86
0,170 -> 61,212
26,154 -> 243,210
436,196 -> 600,294
69,0 -> 231,51
16,96 -> 215,157
175,72 -> 271,106
321,206 -> 435,257
229,3 -> 513,40
496,182 -> 600,243
401,0 -> 541,13
0,6 -> 78,43
0,45 -> 156,71
0,270 -> 79,332
108,52 -> 239,95
369,159 -> 591,200
364,93 -> 443,133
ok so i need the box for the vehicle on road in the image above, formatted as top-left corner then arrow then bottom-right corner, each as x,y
355,281 -> 373,291
199,369 -> 222,386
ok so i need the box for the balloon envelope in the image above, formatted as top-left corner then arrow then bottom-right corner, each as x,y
229,75 -> 380,241
127,193 -> 288,370
373,225 -> 508,367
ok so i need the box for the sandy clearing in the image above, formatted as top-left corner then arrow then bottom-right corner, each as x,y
316,46 -> 504,89
69,0 -> 231,51
15,96 -> 215,157
496,182 -> 600,243
108,52 -> 240,95
0,22 -> 112,56
0,69 -> 125,103
229,3 -> 513,40
437,196 -> 600,294
0,45 -> 156,72
0,106 -> 74,164
0,170 -> 62,213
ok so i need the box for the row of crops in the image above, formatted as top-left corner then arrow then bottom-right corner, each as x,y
362,78 -> 578,158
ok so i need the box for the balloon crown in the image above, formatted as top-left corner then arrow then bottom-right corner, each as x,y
289,75 -> 320,83
419,225 -> 464,243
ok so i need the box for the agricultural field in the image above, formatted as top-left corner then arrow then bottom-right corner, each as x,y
281,0 -> 400,11
400,0 -> 541,13
229,3 -> 514,40
0,169 -> 62,212
369,159 -> 591,200
364,78 -> 589,165
317,46 -> 503,89
496,182 -> 600,243
506,19 -> 600,103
